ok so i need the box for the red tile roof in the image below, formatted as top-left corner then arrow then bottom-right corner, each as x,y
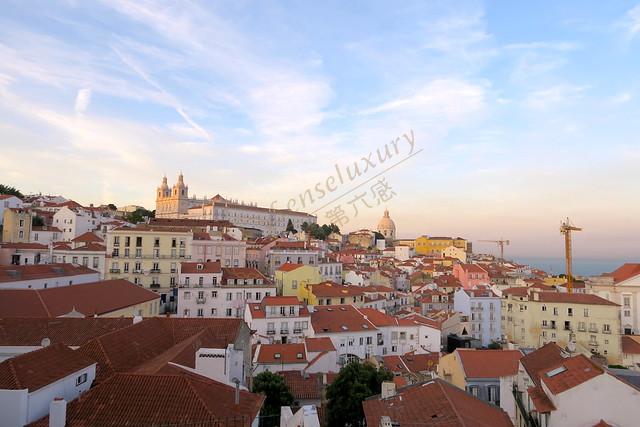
310,282 -> 366,297
304,337 -> 335,352
0,194 -> 20,200
608,263 -> 640,283
311,305 -> 378,333
0,242 -> 49,250
256,343 -> 307,364
536,292 -> 619,306
0,317 -> 133,347
180,261 -> 222,274
622,336 -> 640,354
0,279 -> 159,318
461,263 -> 488,274
363,379 -> 513,427
383,352 -> 439,374
30,366 -> 263,427
540,354 -> 603,395
457,349 -> 523,378
71,232 -> 103,243
520,343 -> 567,386
70,242 -> 106,252
527,385 -> 556,412
261,296 -> 301,306
0,263 -> 97,284
277,262 -> 305,272
279,370 -> 336,400
222,267 -> 269,281
0,343 -> 95,392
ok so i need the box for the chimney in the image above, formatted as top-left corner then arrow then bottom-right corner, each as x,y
381,381 -> 396,399
234,379 -> 240,405
322,373 -> 327,385
133,315 -> 143,324
49,397 -> 66,427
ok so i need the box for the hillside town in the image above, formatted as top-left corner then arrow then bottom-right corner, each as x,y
0,175 -> 639,427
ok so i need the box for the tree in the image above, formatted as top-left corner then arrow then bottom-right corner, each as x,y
125,208 -> 154,224
0,184 -> 23,199
32,216 -> 45,227
252,371 -> 294,427
300,221 -> 310,233
286,219 -> 297,234
107,203 -> 117,211
326,361 -> 393,426
487,342 -> 502,350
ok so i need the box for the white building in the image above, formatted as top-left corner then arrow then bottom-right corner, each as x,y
266,241 -> 319,276
0,263 -> 100,289
394,245 -> 414,261
191,230 -> 246,267
244,296 -> 312,344
53,206 -> 98,242
0,195 -> 23,226
453,288 -> 502,347
51,243 -> 106,279
318,261 -> 342,283
253,339 -> 338,375
29,226 -> 61,245
0,343 -> 96,427
177,265 -> 276,318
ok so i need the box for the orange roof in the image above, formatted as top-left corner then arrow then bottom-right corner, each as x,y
537,292 -> 619,306
304,337 -> 335,352
180,261 -> 222,274
527,385 -> 556,412
256,343 -> 307,364
457,349 -> 523,378
0,242 -> 49,250
261,296 -> 300,306
277,262 -> 305,272
311,305 -> 378,333
0,280 -> 159,317
0,194 -> 21,200
383,352 -> 439,374
0,263 -> 97,284
622,336 -> 640,354
279,371 -> 337,401
363,379 -> 512,427
222,267 -> 269,281
0,343 -> 95,392
31,367 -> 263,427
608,263 -> 640,283
310,282 -> 366,298
540,354 -> 603,395
71,232 -> 104,243
520,342 -> 567,386
461,263 -> 488,274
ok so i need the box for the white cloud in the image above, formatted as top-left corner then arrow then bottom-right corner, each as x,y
503,41 -> 577,51
524,85 -> 587,110
610,92 -> 632,104
621,4 -> 640,40
74,88 -> 92,115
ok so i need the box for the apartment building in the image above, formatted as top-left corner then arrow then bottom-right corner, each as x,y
2,208 -> 32,243
105,226 -> 192,291
588,263 -> 640,335
266,241 -> 319,276
275,263 -> 322,296
177,265 -> 276,319
454,288 -> 502,347
502,287 -> 622,363
244,296 -> 311,344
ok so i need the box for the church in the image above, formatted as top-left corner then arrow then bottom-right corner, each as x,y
155,173 -> 317,236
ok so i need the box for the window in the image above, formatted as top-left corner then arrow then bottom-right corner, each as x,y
93,257 -> 99,268
211,308 -> 217,316
584,308 -> 589,317
553,307 -> 558,315
76,373 -> 88,386
125,236 -> 130,247
292,280 -> 298,289
226,293 -> 232,301
226,308 -> 232,317
136,237 -> 143,247
183,309 -> 190,316
567,308 -> 573,317
624,296 -> 631,308
184,291 -> 191,300
212,291 -> 218,298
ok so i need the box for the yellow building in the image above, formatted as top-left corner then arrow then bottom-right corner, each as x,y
275,263 -> 322,297
299,281 -> 366,307
2,208 -> 32,243
414,236 -> 468,256
502,287 -> 622,363
443,246 -> 467,263
543,276 -> 568,286
438,349 -> 523,391
105,225 -> 193,292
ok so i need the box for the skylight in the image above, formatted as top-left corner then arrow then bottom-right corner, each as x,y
546,366 -> 567,377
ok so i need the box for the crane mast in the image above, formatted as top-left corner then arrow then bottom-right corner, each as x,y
560,218 -> 582,294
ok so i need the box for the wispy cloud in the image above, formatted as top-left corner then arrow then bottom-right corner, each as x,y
74,88 -> 92,115
620,3 -> 640,40
524,84 -> 587,110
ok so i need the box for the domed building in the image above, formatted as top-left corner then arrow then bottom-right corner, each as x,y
377,209 -> 396,245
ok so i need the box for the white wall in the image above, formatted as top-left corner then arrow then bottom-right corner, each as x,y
305,350 -> 338,373
0,389 -> 28,427
178,286 -> 276,318
499,375 -> 517,423
0,197 -> 23,226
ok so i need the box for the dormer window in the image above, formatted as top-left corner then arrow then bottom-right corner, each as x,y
197,264 -> 203,270
274,353 -> 281,359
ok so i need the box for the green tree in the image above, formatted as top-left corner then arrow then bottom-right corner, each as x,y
107,203 -> 117,211
487,342 -> 502,350
125,208 -> 154,224
300,221 -> 310,233
0,184 -> 23,199
326,361 -> 393,426
32,216 -> 45,227
286,219 -> 297,234
252,371 -> 294,427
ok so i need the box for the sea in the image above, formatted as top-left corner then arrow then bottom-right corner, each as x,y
514,257 -> 637,277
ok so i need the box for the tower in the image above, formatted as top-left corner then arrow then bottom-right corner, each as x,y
377,208 -> 396,246
155,173 -> 189,218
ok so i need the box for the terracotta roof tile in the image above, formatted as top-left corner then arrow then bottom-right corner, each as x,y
310,282 -> 366,298
456,349 -> 523,378
180,261 -> 222,274
30,367 -> 263,427
256,343 -> 307,364
222,267 -> 269,281
383,352 -> 439,374
540,354 -> 603,395
527,385 -> 556,412
0,263 -> 97,284
0,242 -> 49,250
277,262 -> 305,272
608,263 -> 640,283
0,279 -> 159,318
261,296 -> 301,306
0,343 -> 95,391
279,370 -> 337,401
304,337 -> 335,352
622,335 -> 640,355
71,232 -> 103,243
363,379 -> 512,427
520,342 -> 567,386
537,292 -> 619,306
311,305 -> 378,333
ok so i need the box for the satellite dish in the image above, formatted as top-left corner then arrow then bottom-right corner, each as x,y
41,337 -> 51,347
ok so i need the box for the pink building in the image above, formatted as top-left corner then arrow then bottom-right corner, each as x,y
453,263 -> 489,289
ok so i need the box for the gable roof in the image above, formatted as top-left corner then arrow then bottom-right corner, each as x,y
622,335 -> 640,355
383,352 -> 439,374
277,262 -> 305,272
0,280 -> 159,318
520,342 -> 567,386
304,337 -> 336,353
180,261 -> 222,274
311,305 -> 378,333
363,379 -> 512,427
30,367 -> 263,427
536,292 -> 619,306
456,349 -> 523,378
71,232 -> 103,243
0,263 -> 97,284
608,263 -> 640,283
540,354 -> 604,395
279,370 -> 337,401
0,317 -> 133,347
256,343 -> 307,364
0,343 -> 95,392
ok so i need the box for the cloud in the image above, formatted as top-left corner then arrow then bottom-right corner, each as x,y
503,41 -> 577,51
74,88 -> 92,115
524,85 -> 587,110
610,92 -> 632,104
621,4 -> 640,40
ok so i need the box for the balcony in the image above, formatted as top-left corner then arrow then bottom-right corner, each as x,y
150,269 -> 161,273
578,326 -> 586,332
133,270 -> 143,274
196,298 -> 206,304
109,268 -> 121,273
293,328 -> 302,334
603,329 -> 611,335
589,341 -> 599,347
266,330 -> 276,335
280,329 -> 289,335
589,327 -> 599,333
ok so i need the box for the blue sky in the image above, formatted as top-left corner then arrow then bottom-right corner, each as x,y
1,0 -> 640,259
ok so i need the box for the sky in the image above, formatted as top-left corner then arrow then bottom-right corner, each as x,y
1,0 -> 640,260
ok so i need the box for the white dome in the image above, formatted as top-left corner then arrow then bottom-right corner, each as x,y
377,209 -> 396,235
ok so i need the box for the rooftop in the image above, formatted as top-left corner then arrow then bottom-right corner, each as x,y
180,261 -> 222,274
0,263 -> 97,284
255,343 -> 307,364
456,349 -> 523,378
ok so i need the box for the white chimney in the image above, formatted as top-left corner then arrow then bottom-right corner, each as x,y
381,381 -> 396,399
49,397 -> 66,427
133,315 -> 143,324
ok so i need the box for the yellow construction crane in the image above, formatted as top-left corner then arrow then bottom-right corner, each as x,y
479,239 -> 510,261
560,217 -> 582,294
